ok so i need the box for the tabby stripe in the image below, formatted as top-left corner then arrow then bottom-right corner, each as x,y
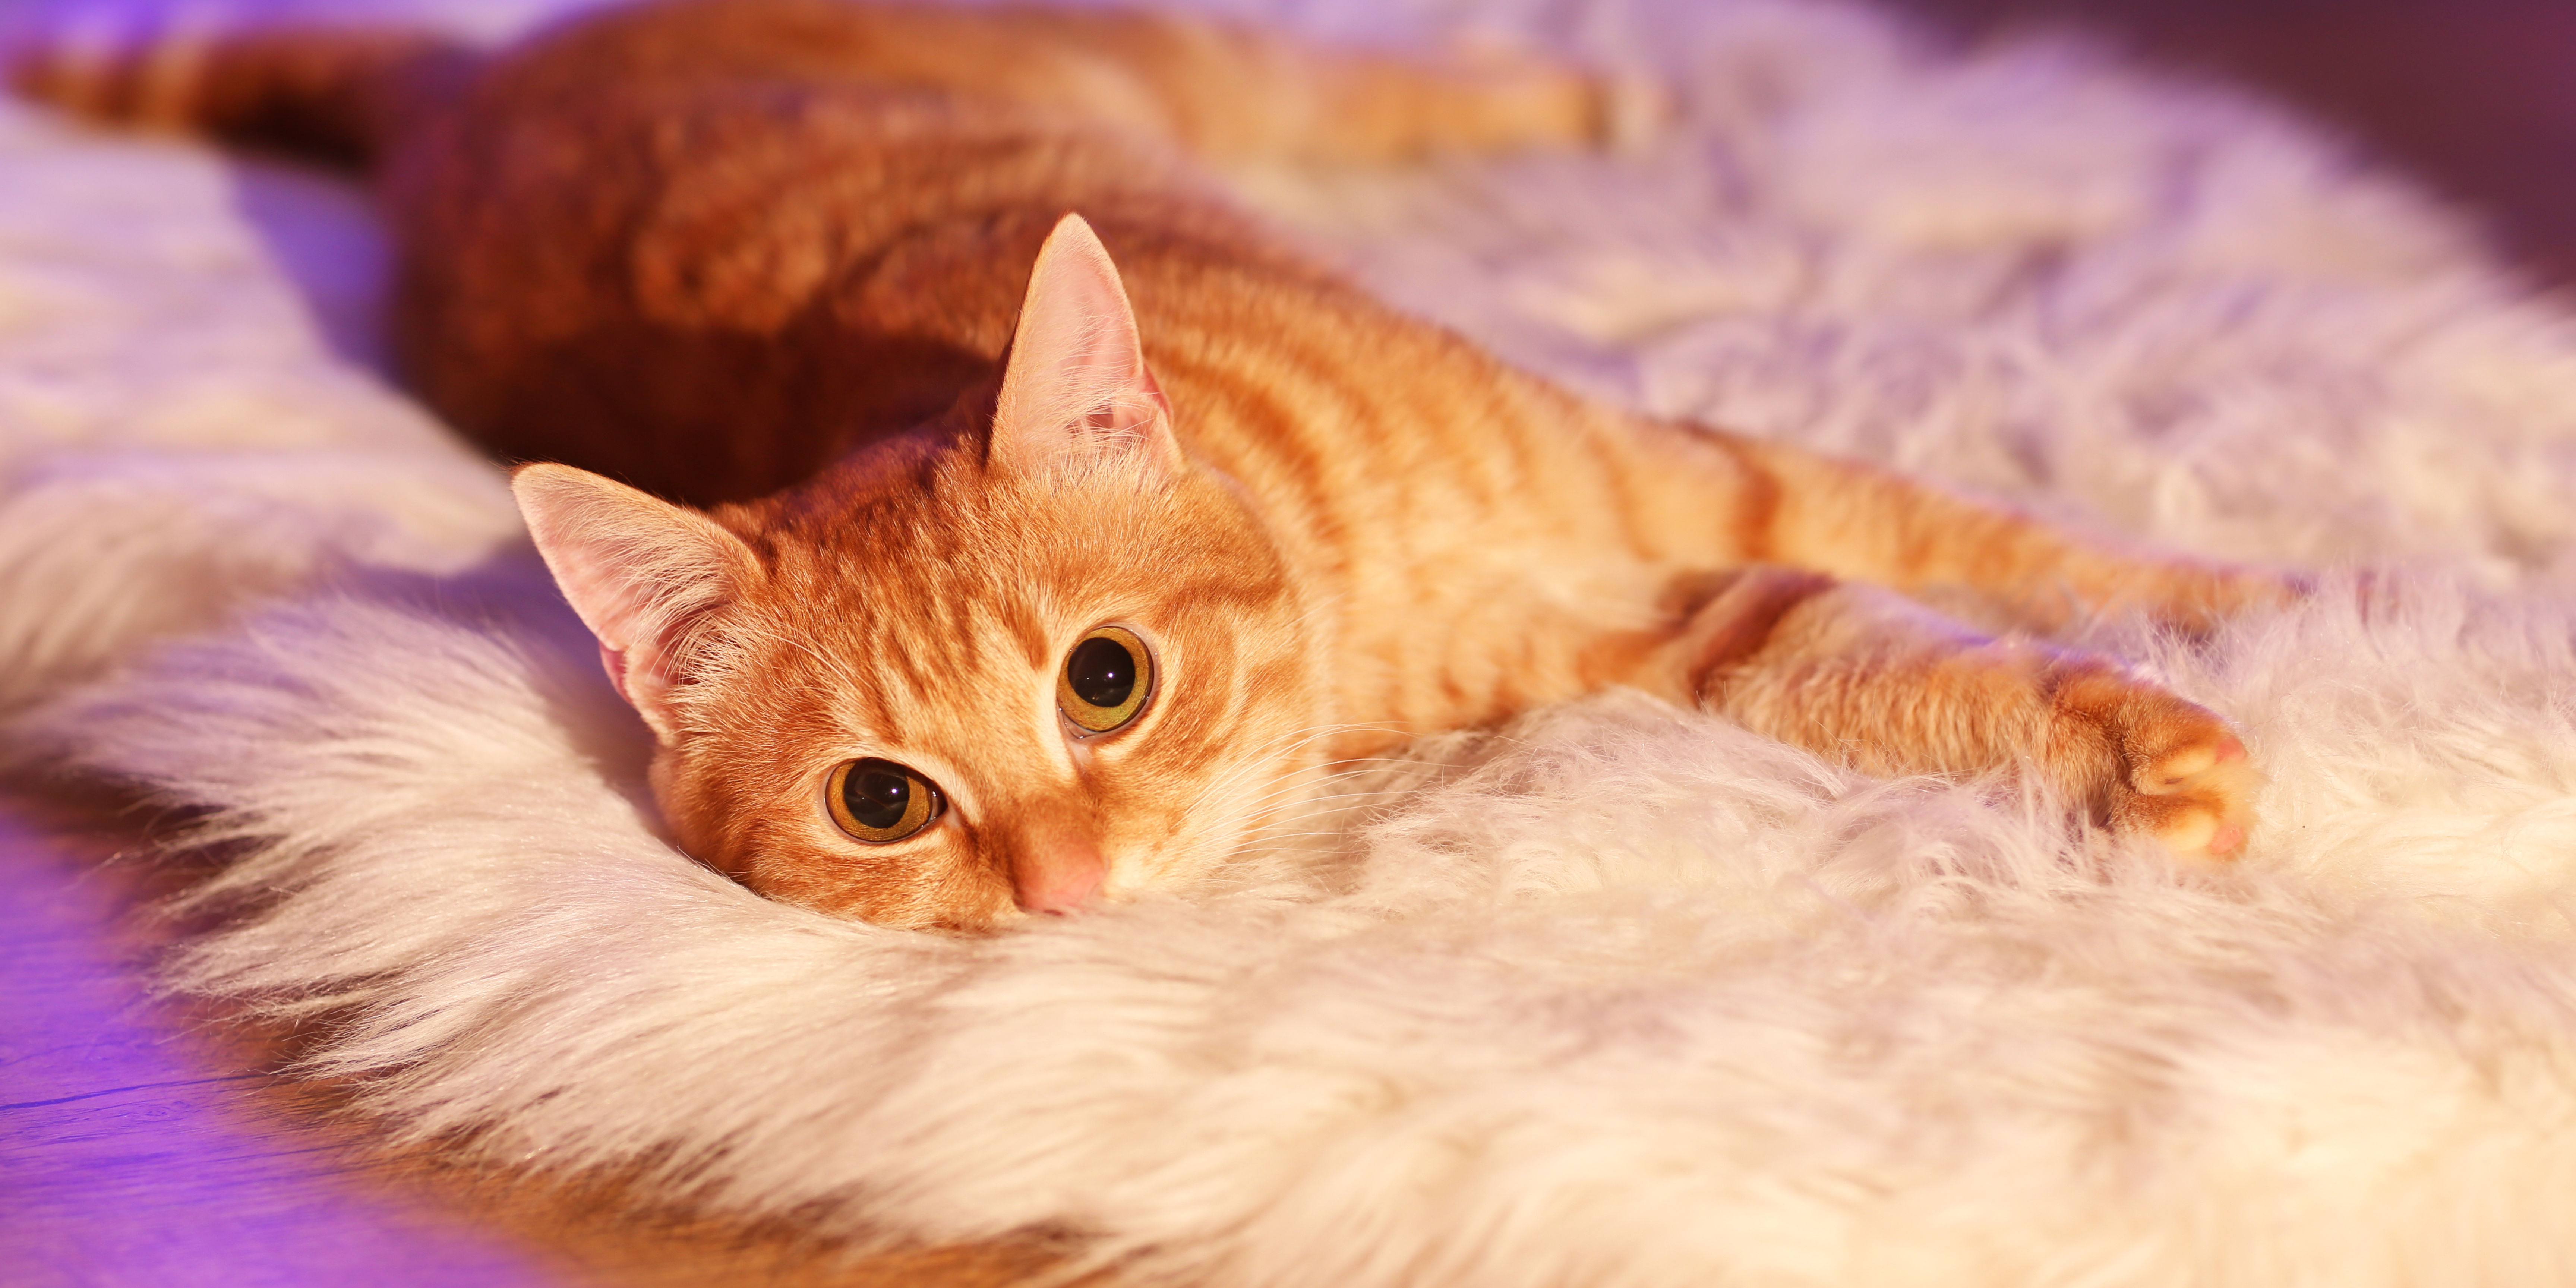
1689,569 -> 1837,701
1705,432 -> 1783,564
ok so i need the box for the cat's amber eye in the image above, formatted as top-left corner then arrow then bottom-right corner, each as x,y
826,758 -> 945,843
1057,625 -> 1155,734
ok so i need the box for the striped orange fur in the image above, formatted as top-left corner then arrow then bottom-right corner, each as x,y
13,0 -> 2283,928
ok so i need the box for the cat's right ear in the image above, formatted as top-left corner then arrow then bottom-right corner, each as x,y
989,214 -> 1184,479
513,463 -> 758,740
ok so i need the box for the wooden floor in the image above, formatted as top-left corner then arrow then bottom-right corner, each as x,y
2,798 -> 538,1287
7,0 -> 2573,1282
0,793 -> 1073,1287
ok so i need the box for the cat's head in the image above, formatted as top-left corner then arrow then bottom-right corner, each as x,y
515,216 -> 1329,929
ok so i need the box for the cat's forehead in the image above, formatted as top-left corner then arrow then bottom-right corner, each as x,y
722,460 -> 1282,724
749,446 -> 1281,616
761,475 -> 1176,616
715,539 -> 1185,773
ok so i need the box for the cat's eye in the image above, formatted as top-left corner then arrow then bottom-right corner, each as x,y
1057,625 -> 1154,734
826,758 -> 945,843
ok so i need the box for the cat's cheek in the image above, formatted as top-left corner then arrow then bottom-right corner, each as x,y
642,749 -> 707,850
754,834 -> 1018,931
1114,785 -> 1274,894
1111,844 -> 1219,896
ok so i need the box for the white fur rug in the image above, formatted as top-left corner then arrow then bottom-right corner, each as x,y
16,0 -> 2576,1284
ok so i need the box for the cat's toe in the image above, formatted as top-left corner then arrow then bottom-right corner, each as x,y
2141,734 -> 2234,788
2115,719 -> 2260,861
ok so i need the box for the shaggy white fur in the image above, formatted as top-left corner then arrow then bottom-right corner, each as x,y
14,0 -> 2576,1284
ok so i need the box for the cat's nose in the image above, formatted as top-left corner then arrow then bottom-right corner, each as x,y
1011,838 -> 1105,915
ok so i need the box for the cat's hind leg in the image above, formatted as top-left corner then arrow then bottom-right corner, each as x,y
1657,567 -> 2259,860
864,4 -> 1656,163
536,1 -> 1646,165
1209,32 -> 1660,162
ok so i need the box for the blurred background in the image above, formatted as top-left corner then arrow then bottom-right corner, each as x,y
1890,0 -> 2576,287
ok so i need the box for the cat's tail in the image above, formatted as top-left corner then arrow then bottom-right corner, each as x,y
5,10 -> 474,170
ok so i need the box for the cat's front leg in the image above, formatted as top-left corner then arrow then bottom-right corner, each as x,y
1655,567 -> 2259,859
1701,430 -> 2300,639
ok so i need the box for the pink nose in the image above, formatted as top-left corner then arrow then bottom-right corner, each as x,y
1012,840 -> 1105,915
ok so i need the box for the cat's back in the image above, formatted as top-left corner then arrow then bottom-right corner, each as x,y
12,0 -> 1627,507
388,0 -> 1335,504
401,0 -> 1662,650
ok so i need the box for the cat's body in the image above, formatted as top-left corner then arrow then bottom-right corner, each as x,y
19,0 -> 2279,928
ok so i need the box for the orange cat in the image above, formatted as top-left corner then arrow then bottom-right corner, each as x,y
18,0 -> 2281,929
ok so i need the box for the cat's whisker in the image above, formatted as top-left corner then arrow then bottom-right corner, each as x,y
1224,762 -> 1433,815
1178,740 -> 1461,875
1174,722 -> 1417,826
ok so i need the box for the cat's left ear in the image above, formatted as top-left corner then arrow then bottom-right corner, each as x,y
989,214 -> 1183,477
513,463 -> 760,742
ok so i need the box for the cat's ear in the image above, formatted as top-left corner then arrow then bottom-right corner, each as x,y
990,214 -> 1183,477
513,463 -> 758,740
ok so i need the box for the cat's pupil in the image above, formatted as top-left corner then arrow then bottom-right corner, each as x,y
1067,636 -> 1136,709
842,761 -> 913,831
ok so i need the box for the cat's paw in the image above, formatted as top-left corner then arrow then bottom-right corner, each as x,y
2120,725 -> 2258,860
2060,669 -> 2260,860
